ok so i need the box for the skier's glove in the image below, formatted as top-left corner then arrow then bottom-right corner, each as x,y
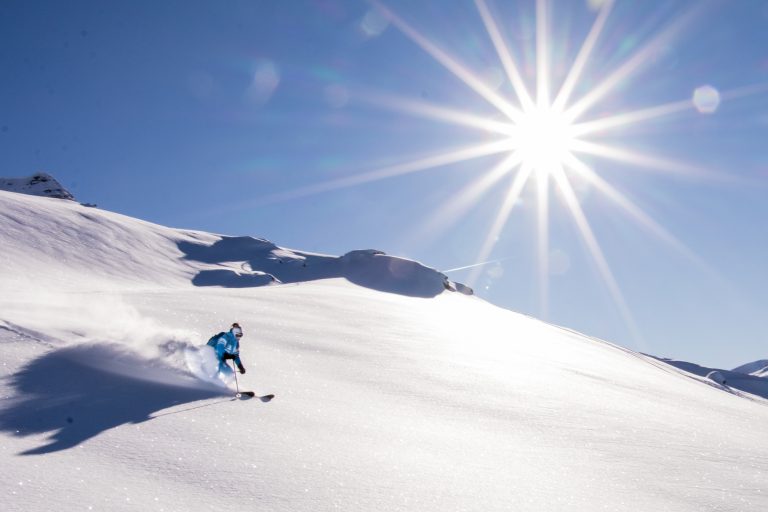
237,363 -> 246,374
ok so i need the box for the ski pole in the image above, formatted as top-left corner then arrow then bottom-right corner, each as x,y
232,361 -> 241,397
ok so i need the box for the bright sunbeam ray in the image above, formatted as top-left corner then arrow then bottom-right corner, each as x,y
468,165 -> 533,286
536,0 -> 551,107
551,166 -> 645,348
474,0 -> 535,111
409,152 -> 524,246
536,169 -> 550,318
570,140 -> 724,180
720,81 -> 768,101
563,153 -> 705,266
262,139 -> 514,204
570,97 -> 694,137
563,154 -> 756,292
563,6 -> 704,123
552,0 -> 614,111
356,91 -> 517,136
372,0 -> 524,123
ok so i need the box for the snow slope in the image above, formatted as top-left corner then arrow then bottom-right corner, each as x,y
1,190 -> 767,512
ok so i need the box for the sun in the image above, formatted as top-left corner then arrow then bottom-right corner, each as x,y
509,104 -> 577,178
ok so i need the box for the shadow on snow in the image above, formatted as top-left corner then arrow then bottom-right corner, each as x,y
0,344 -> 226,455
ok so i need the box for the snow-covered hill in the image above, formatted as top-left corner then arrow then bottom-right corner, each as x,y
733,359 -> 768,378
0,187 -> 467,296
1,189 -> 767,512
0,172 -> 75,200
654,357 -> 768,400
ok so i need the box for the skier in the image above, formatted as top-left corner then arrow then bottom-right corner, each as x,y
206,322 -> 246,375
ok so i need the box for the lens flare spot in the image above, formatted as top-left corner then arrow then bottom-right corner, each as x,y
487,263 -> 504,279
692,85 -> 721,114
324,84 -> 350,108
360,8 -> 390,38
245,59 -> 280,106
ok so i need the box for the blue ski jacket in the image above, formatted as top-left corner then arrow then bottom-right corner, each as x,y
207,330 -> 242,367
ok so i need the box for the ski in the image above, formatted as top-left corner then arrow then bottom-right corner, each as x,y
235,392 -> 275,402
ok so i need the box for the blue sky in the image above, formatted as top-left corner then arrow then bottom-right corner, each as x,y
2,0 -> 767,369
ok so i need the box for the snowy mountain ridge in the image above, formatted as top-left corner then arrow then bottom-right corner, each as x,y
1,188 -> 767,511
0,172 -> 75,200
655,357 -> 768,398
0,187 -> 469,297
733,359 -> 768,377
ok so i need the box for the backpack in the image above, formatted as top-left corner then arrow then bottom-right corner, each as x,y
206,332 -> 226,348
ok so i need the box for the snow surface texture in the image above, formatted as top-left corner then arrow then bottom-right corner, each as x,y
1,189 -> 767,511
0,172 -> 75,200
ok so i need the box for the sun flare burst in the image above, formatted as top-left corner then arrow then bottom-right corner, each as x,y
264,0 -> 764,348
358,0 -> 746,347
354,0 -> 718,345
